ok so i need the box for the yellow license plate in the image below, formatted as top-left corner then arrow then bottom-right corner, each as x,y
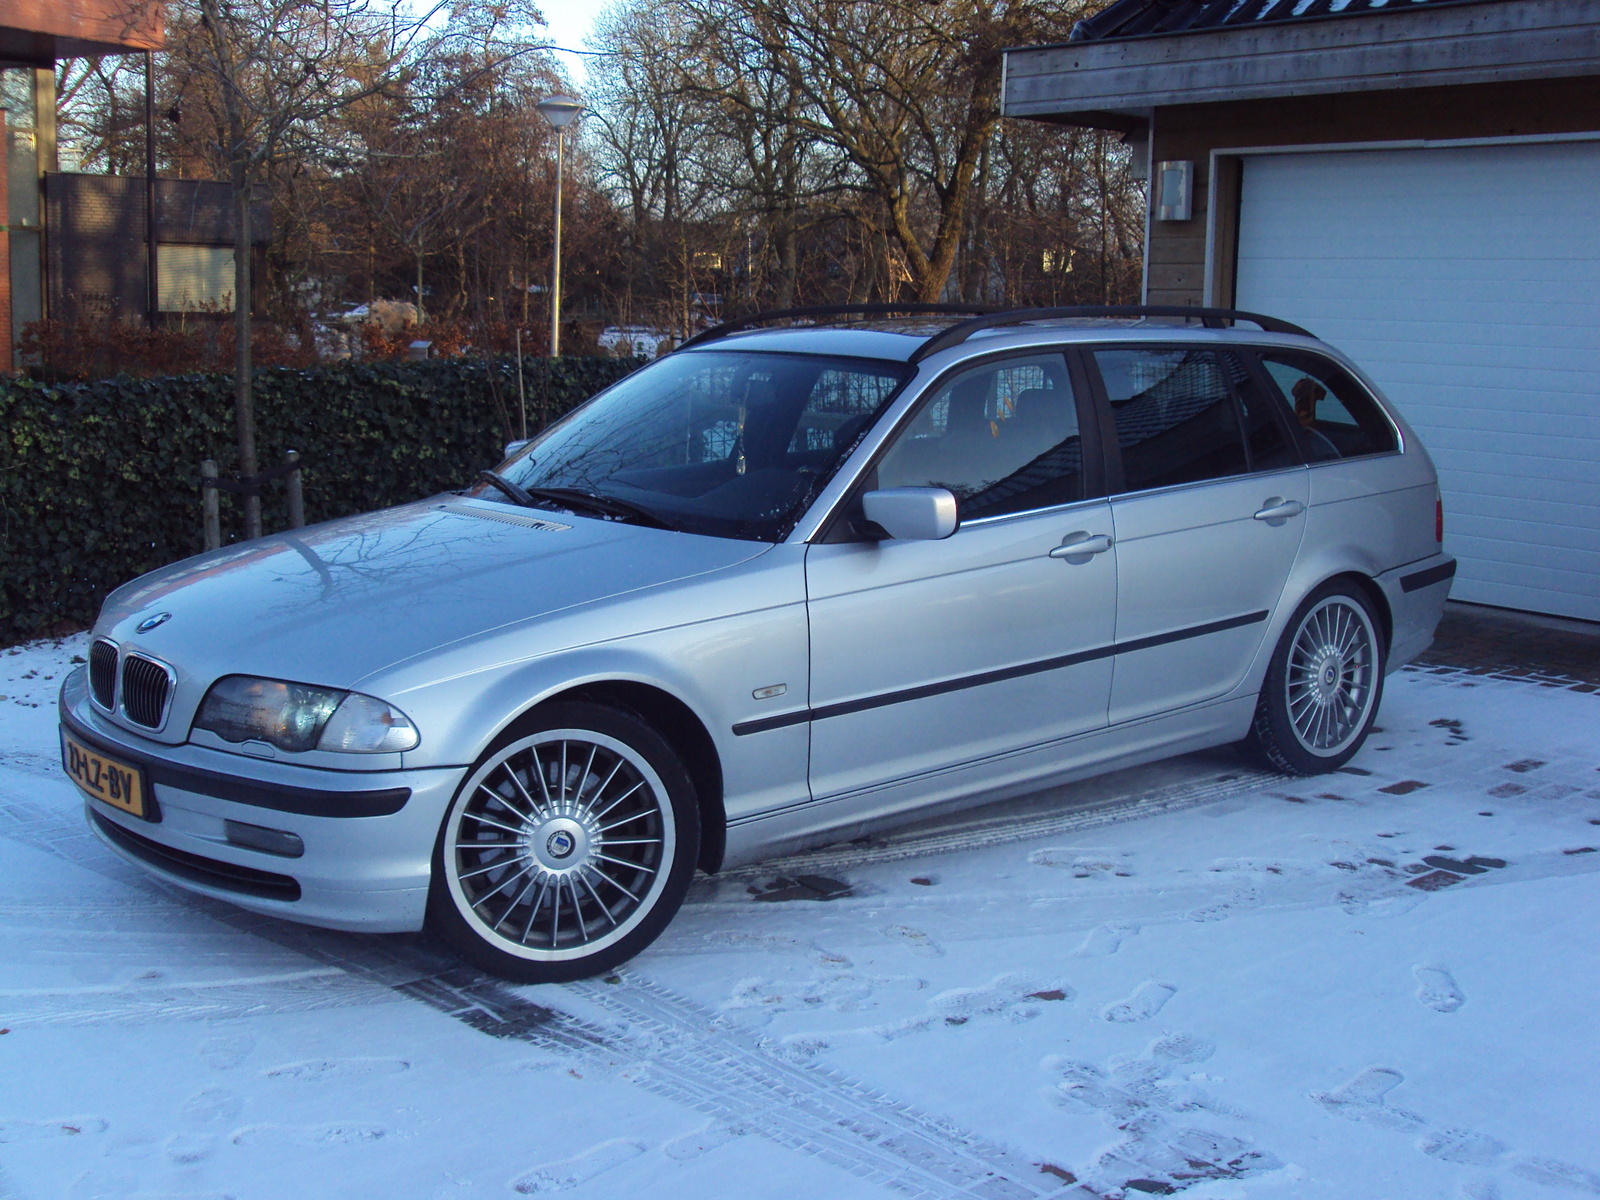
62,732 -> 147,819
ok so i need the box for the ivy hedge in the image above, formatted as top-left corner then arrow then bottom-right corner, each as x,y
0,355 -> 644,645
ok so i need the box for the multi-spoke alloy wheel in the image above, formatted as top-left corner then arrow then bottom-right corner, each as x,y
1247,583 -> 1385,776
428,702 -> 699,981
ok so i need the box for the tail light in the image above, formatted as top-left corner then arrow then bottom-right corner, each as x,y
1435,494 -> 1444,543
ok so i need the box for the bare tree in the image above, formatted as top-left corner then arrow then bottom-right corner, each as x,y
676,0 -> 1084,302
172,0 -> 440,536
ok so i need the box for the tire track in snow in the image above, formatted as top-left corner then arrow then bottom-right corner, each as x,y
0,770 -> 1068,1198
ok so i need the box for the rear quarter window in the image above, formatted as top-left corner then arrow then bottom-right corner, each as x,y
1257,351 -> 1398,461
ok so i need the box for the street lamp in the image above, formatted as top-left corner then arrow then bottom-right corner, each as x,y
536,93 -> 584,357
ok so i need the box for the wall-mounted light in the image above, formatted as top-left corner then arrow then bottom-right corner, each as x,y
1156,160 -> 1193,222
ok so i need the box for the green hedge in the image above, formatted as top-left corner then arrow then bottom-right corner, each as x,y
0,355 -> 644,645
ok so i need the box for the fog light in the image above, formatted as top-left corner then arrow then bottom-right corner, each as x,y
224,819 -> 304,858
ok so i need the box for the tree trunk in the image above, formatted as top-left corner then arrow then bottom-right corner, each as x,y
233,170 -> 260,539
774,215 -> 799,310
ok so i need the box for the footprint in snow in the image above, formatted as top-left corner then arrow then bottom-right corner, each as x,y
1419,1127 -> 1507,1167
265,1057 -> 409,1082
199,1035 -> 254,1071
881,924 -> 944,957
1074,921 -> 1139,958
1102,981 -> 1175,1023
1184,885 -> 1262,923
1414,965 -> 1465,1013
164,1132 -> 216,1163
1312,1067 -> 1426,1131
662,1121 -> 746,1162
931,973 -> 1073,1025
180,1088 -> 243,1123
777,973 -> 1068,1058
1028,847 -> 1132,877
511,1139 -> 646,1193
1510,1157 -> 1600,1194
231,1123 -> 387,1147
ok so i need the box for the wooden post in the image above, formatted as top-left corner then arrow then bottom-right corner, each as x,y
285,449 -> 304,529
201,459 -> 221,551
515,327 -> 527,440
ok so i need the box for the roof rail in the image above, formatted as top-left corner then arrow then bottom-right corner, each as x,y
674,303 -> 1001,353
908,305 -> 1315,362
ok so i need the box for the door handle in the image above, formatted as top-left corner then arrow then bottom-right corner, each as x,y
1253,498 -> 1305,522
1049,532 -> 1113,559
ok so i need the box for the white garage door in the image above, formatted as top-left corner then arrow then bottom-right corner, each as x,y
1234,140 -> 1600,622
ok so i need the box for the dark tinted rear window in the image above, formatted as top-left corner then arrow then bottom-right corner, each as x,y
1258,351 -> 1398,461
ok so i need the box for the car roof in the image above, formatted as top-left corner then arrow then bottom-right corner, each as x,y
679,313 -> 1327,365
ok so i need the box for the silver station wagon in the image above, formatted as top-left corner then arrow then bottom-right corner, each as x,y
60,305 -> 1456,980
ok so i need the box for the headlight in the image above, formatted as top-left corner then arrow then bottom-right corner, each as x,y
194,676 -> 419,754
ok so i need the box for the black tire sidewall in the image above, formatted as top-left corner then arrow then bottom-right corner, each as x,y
426,700 -> 700,982
1250,581 -> 1386,776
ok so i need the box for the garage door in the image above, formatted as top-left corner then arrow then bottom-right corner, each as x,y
1234,140 -> 1600,622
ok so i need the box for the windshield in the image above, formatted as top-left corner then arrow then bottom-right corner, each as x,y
474,350 -> 910,541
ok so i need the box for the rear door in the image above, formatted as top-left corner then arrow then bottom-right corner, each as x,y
1088,345 -> 1310,725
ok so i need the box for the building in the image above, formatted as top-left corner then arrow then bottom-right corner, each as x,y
1004,0 -> 1600,622
1,0 -> 266,372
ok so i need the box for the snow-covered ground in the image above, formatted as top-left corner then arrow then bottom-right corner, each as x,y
2,634 -> 1598,1200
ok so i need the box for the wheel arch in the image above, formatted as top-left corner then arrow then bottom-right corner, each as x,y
1316,569 -> 1394,657
530,680 -> 726,875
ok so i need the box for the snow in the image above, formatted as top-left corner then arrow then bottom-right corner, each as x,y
3,633 -> 1598,1198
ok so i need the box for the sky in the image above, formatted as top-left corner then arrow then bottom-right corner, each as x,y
539,0 -> 612,86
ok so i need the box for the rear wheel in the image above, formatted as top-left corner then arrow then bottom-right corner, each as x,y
1246,583 -> 1385,776
427,702 -> 699,982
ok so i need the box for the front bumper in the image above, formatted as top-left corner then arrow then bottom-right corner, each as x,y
60,669 -> 465,932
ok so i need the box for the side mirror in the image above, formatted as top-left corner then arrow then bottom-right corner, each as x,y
861,487 -> 958,541
503,439 -> 532,460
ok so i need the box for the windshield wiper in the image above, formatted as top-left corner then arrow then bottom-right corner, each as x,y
485,479 -> 678,532
477,470 -> 538,508
526,486 -> 680,531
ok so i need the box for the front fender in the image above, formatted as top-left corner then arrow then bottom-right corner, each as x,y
384,545 -> 813,826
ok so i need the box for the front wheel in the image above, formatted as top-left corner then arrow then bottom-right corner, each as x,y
427,701 -> 699,982
1246,583 -> 1385,776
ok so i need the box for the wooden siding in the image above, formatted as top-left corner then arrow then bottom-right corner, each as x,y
1006,0 -> 1600,121
1144,75 -> 1600,306
0,0 -> 162,58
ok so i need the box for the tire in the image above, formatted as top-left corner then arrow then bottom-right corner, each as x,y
427,701 -> 700,982
1245,581 -> 1386,776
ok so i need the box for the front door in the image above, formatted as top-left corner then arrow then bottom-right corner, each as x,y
1087,345 -> 1309,725
806,352 -> 1117,802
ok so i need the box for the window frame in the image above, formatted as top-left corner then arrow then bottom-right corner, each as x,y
1244,347 -> 1404,466
813,347 -> 1108,543
1078,342 -> 1307,499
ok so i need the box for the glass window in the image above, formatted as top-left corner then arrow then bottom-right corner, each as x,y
486,350 -> 908,542
877,354 -> 1083,520
1095,348 -> 1248,491
1259,351 -> 1398,461
1224,351 -> 1296,473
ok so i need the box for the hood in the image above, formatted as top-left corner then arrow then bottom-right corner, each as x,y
99,497 -> 772,689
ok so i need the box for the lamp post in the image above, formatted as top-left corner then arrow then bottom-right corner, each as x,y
536,93 -> 584,357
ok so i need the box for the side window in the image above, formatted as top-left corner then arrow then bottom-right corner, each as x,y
876,354 -> 1083,520
1094,348 -> 1249,491
1259,351 -> 1398,461
1226,352 -> 1297,473
787,368 -> 902,457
